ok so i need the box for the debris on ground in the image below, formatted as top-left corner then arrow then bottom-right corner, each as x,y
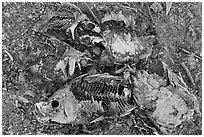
2,2 -> 202,135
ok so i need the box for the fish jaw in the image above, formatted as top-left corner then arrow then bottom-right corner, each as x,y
35,102 -> 53,123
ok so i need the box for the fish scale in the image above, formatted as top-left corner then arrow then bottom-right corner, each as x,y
70,74 -> 136,115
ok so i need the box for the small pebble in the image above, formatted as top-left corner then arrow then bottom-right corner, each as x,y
92,46 -> 101,55
23,119 -> 30,127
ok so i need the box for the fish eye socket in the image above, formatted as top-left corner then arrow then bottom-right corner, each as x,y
51,100 -> 59,108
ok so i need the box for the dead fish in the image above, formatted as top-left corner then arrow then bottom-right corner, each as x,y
35,73 -> 137,124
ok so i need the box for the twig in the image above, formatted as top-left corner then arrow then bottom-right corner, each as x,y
145,3 -> 155,24
179,48 -> 202,60
121,5 -> 148,17
3,49 -> 14,61
76,2 -> 100,24
182,18 -> 191,43
84,2 -> 100,24
66,2 -> 82,14
181,62 -> 195,89
121,5 -> 137,13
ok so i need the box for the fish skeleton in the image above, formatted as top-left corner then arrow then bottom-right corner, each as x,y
35,73 -> 137,124
35,70 -> 200,134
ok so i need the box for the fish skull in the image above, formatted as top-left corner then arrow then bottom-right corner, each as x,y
35,85 -> 82,124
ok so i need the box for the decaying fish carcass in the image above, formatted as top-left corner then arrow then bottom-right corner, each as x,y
35,68 -> 200,134
35,73 -> 137,124
131,69 -> 200,134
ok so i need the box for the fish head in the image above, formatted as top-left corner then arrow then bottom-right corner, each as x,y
35,85 -> 82,124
